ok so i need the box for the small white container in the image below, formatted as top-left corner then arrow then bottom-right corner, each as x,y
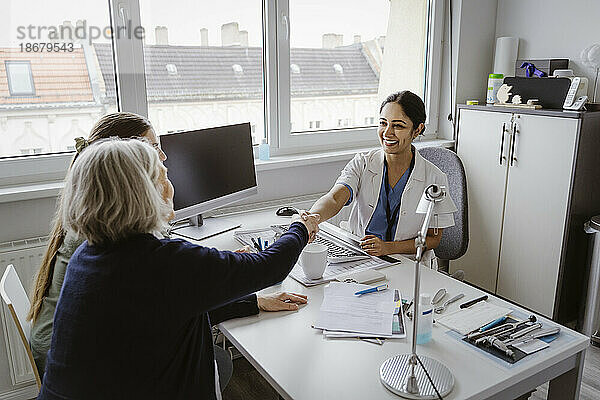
258,138 -> 270,161
416,293 -> 433,344
487,73 -> 504,104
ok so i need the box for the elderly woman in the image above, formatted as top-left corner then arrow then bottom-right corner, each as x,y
37,138 -> 319,400
309,91 -> 456,260
29,113 -> 309,386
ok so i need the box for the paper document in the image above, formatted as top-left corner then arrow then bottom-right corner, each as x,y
513,339 -> 549,355
313,282 -> 395,336
436,301 -> 512,335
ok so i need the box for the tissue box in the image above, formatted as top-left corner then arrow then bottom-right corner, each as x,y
515,59 -> 569,77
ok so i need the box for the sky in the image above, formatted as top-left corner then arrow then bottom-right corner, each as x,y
1,0 -> 390,48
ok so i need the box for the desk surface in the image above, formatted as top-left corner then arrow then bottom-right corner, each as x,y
185,208 -> 589,400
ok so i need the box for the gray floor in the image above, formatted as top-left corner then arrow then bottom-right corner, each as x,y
223,343 -> 600,400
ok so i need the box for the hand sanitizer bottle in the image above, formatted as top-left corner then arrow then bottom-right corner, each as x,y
258,138 -> 270,161
417,293 -> 433,344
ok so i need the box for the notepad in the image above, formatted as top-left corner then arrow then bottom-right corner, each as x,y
436,301 -> 513,335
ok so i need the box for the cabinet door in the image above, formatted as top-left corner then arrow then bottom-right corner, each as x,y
497,114 -> 578,317
455,110 -> 512,292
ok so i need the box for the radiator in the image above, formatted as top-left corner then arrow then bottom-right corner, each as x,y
0,237 -> 46,386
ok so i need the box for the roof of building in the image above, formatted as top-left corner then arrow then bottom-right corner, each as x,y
93,43 -> 379,102
0,48 -> 94,105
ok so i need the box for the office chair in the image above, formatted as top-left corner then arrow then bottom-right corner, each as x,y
418,147 -> 469,267
0,264 -> 42,388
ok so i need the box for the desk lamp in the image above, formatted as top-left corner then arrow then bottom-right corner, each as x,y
380,184 -> 457,399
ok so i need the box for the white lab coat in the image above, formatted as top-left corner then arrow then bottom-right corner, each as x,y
335,148 -> 456,264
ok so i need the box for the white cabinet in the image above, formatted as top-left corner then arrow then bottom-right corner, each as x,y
456,108 -> 580,318
454,110 -> 511,292
496,114 -> 577,317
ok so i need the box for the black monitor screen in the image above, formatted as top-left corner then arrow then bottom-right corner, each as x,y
160,123 -> 257,211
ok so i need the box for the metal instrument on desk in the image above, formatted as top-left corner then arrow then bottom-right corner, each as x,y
488,336 -> 514,358
504,327 -> 561,346
407,288 -> 449,319
468,315 -> 537,341
477,322 -> 542,346
431,288 -> 447,305
434,293 -> 464,314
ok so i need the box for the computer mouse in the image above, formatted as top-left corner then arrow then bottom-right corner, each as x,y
276,206 -> 299,217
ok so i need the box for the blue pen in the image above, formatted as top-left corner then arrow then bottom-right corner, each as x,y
354,284 -> 389,296
479,316 -> 508,332
264,240 -> 269,249
257,237 -> 263,251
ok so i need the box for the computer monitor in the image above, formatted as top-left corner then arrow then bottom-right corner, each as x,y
160,123 -> 258,240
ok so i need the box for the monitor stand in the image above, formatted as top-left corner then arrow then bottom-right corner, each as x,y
173,214 -> 241,241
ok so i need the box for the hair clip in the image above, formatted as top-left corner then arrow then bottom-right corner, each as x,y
74,137 -> 90,154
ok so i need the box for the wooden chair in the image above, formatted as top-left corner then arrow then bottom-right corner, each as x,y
0,264 -> 42,388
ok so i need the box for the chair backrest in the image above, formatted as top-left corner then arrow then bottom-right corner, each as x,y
0,265 -> 42,388
418,147 -> 469,260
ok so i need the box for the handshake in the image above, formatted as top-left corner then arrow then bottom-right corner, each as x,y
291,210 -> 321,242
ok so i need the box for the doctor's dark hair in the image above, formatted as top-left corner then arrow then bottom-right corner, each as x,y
380,91 -> 427,135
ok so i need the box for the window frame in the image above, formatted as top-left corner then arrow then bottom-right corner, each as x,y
0,0 -> 142,187
270,0 -> 444,156
0,0 -> 444,188
5,60 -> 36,97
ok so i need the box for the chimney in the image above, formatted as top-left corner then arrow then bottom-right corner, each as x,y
353,35 -> 361,44
322,33 -> 343,49
139,27 -> 146,44
155,26 -> 168,45
200,28 -> 208,46
239,30 -> 248,47
221,22 -> 240,46
60,20 -> 74,42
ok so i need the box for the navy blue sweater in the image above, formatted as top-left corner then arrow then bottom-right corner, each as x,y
37,222 -> 308,400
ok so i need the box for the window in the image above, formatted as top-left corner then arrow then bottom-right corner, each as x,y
5,61 -> 35,96
274,0 -> 442,153
0,0 -> 118,162
1,0 -> 443,186
139,0 -> 265,145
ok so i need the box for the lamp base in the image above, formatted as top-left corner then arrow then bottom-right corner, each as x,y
380,354 -> 454,399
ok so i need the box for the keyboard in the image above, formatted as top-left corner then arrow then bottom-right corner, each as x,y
271,223 -> 370,264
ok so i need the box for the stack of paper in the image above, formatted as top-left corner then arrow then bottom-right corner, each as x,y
313,282 -> 405,339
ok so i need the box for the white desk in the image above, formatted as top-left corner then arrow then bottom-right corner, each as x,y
184,208 -> 589,400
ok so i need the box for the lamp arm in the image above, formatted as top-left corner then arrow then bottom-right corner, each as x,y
408,196 -> 437,389
415,199 -> 435,261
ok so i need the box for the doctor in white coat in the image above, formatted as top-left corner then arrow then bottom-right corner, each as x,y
309,91 -> 456,259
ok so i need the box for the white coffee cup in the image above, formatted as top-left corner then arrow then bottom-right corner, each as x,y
299,243 -> 328,280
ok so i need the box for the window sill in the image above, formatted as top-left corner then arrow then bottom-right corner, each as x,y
255,138 -> 455,171
0,138 -> 455,203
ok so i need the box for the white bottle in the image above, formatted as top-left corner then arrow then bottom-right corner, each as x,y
258,138 -> 270,161
416,293 -> 433,344
487,73 -> 504,104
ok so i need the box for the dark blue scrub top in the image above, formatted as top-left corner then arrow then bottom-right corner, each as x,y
365,155 -> 414,241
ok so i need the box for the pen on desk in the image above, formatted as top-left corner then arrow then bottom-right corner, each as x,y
460,295 -> 488,309
250,237 -> 262,252
257,237 -> 263,250
479,316 -> 508,332
354,283 -> 388,296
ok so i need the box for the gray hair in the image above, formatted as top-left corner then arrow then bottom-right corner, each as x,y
61,138 -> 171,246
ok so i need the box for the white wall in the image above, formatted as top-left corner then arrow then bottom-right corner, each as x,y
438,0 -> 499,140
496,0 -> 600,100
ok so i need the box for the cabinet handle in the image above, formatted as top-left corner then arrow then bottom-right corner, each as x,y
499,123 -> 507,165
509,123 -> 518,166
